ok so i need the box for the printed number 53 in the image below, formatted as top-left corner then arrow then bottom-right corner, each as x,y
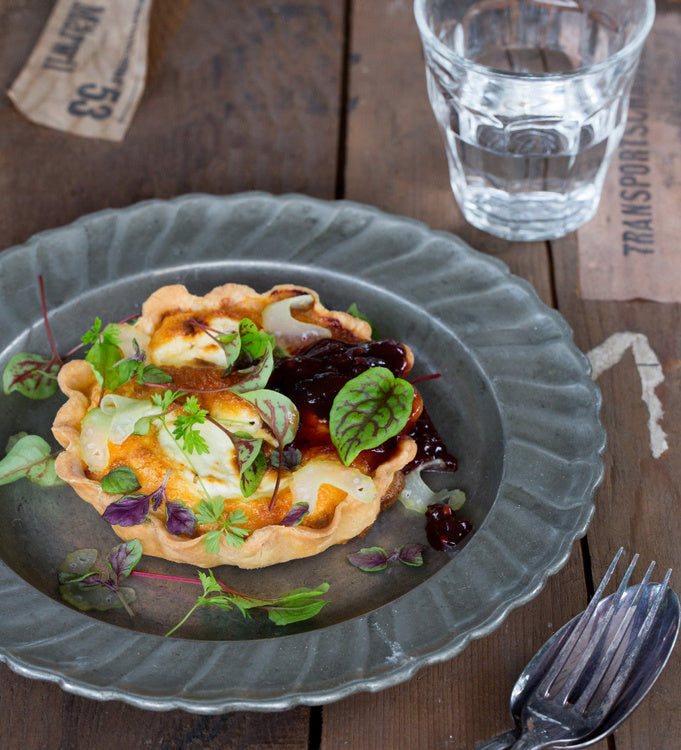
68,83 -> 119,119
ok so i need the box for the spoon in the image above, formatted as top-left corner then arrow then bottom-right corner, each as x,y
474,583 -> 680,750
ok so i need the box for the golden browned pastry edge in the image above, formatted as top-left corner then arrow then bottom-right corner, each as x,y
52,282 -> 417,569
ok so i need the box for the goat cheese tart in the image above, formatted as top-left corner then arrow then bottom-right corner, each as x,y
52,282 -> 441,569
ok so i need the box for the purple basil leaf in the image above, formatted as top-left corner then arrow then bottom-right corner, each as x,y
397,543 -> 426,567
77,571 -> 108,589
102,494 -> 150,526
280,502 -> 309,527
270,446 -> 302,471
347,546 -> 389,572
165,500 -> 197,536
147,470 -> 171,511
107,539 -> 143,582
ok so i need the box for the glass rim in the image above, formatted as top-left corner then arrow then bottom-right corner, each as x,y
413,0 -> 656,80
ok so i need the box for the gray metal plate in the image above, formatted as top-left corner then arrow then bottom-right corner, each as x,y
0,193 -> 605,712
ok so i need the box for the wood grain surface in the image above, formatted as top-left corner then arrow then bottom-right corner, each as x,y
1,1 -> 679,749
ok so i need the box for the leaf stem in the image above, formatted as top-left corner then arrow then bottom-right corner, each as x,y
130,569 -> 243,598
38,275 -> 63,366
410,373 -> 442,384
116,589 -> 135,617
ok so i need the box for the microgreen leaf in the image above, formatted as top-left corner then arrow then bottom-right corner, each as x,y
172,395 -> 209,454
107,539 -> 143,581
165,500 -> 197,536
396,543 -> 426,567
329,367 -> 414,466
240,389 -> 300,508
241,389 -> 300,447
86,338 -> 124,392
0,432 -> 63,487
102,493 -> 151,526
269,445 -> 302,471
239,449 -> 267,497
347,546 -> 390,572
229,341 -> 274,393
2,352 -> 60,399
347,544 -> 426,572
195,498 -> 250,553
165,570 -> 330,636
279,502 -> 309,527
139,364 -> 173,385
264,583 -> 331,626
100,465 -> 141,494
58,540 -> 141,614
237,319 -> 275,364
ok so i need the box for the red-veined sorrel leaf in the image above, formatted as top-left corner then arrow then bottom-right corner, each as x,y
229,341 -> 274,393
329,367 -> 414,466
2,352 -> 60,399
242,389 -> 299,446
0,432 -> 63,487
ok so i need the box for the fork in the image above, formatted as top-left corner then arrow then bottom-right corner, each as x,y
509,548 -> 672,750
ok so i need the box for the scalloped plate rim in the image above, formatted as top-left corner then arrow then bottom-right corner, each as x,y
0,192 -> 605,712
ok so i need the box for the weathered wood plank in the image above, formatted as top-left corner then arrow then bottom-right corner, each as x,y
0,1 -> 346,747
552,229 -> 681,750
0,0 -> 344,251
322,1 -> 605,749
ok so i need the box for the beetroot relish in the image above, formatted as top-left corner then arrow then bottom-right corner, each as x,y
269,338 -> 411,419
425,503 -> 472,550
269,338 -> 457,471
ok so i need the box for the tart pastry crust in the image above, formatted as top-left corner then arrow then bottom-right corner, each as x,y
52,283 -> 417,569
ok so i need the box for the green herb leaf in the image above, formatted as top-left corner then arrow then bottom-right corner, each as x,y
172,395 -> 209,455
100,465 -> 141,494
86,339 -> 124,391
0,432 -> 63,487
265,583 -> 331,625
238,318 -> 274,364
195,498 -> 250,553
151,389 -> 184,412
240,450 -> 267,497
165,571 -> 330,636
139,364 -> 173,385
329,367 -> 414,466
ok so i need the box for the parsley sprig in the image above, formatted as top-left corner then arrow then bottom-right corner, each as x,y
194,499 -> 250,554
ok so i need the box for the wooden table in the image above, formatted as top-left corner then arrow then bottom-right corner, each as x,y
1,2 -> 679,748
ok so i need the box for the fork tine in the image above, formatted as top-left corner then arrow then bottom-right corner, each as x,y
566,559 -> 656,709
538,547 -> 624,695
574,567 -> 672,718
550,551 -> 641,703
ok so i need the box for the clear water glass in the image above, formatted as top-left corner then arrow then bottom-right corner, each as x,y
414,0 -> 655,241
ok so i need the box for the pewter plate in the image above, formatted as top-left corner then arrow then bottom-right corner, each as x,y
0,193 -> 605,712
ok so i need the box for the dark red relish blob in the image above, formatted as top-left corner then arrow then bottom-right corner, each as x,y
269,338 -> 411,419
405,410 -> 458,473
424,503 -> 472,551
269,338 -> 458,473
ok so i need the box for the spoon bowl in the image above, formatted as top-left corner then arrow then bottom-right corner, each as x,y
476,583 -> 680,749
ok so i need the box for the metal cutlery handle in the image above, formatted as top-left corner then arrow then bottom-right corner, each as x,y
473,729 -> 518,749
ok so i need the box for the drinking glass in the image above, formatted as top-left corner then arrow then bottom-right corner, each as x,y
414,0 -> 655,241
